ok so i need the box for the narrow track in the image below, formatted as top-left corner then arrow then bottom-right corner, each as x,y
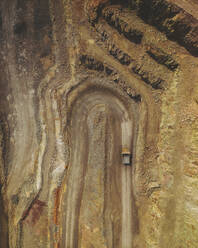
62,89 -> 136,247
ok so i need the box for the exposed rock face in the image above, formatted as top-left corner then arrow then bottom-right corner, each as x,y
0,0 -> 198,247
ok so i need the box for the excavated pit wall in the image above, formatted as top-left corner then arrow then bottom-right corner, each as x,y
0,0 -> 198,247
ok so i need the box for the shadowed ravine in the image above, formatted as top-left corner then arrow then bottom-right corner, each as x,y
62,89 -> 137,248
0,192 -> 9,248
